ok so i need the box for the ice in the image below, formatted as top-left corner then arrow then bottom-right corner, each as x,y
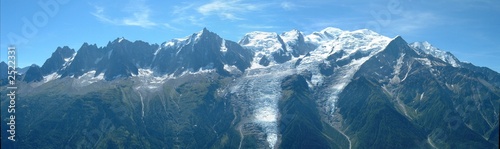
118,37 -> 124,43
240,32 -> 283,52
231,27 -> 392,147
107,49 -> 113,59
255,107 -> 277,122
220,39 -> 228,53
300,28 -> 391,114
305,27 -> 343,44
280,29 -> 301,45
240,31 -> 286,65
62,53 -> 76,69
133,69 -> 174,90
267,133 -> 278,149
139,92 -> 145,119
153,46 -> 162,56
194,29 -> 204,41
230,64 -> 292,148
133,68 -> 215,90
94,57 -> 102,64
77,70 -> 104,85
409,41 -> 460,67
224,64 -> 241,74
43,72 -> 61,83
390,53 -> 405,84
415,58 -> 432,67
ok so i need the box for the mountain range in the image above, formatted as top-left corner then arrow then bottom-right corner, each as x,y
1,27 -> 499,149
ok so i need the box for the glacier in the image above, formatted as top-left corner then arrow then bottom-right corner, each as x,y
230,27 -> 391,148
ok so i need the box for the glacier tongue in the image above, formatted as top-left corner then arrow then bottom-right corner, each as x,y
231,63 -> 295,149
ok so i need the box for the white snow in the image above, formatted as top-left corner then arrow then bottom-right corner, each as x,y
224,64 -> 240,73
158,29 -> 209,57
77,70 -> 105,85
153,46 -> 162,56
24,27 -> 404,149
220,39 -> 228,53
390,53 -> 405,84
27,27 -> 411,148
240,31 -> 284,53
255,107 -> 277,122
43,72 -> 61,83
157,36 -> 192,57
300,28 -> 391,115
62,53 -> 77,69
94,57 -> 103,64
133,69 -> 174,89
194,29 -> 204,41
139,92 -> 145,119
232,27 -> 392,148
410,41 -> 460,67
136,69 -> 154,77
428,137 -> 438,149
267,133 -> 278,149
107,49 -> 113,59
305,27 -> 343,44
133,68 -> 216,90
280,29 -> 301,45
240,31 -> 286,66
415,58 -> 432,67
230,69 -> 283,149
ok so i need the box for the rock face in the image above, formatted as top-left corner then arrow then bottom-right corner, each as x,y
21,64 -> 44,82
0,61 -> 7,79
152,28 -> 253,75
40,46 -> 76,75
2,28 -> 499,149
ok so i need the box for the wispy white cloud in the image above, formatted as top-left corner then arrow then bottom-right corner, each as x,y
280,1 -> 296,10
170,0 -> 320,28
197,0 -> 261,20
171,15 -> 205,27
163,23 -> 182,31
388,12 -> 442,34
172,4 -> 195,15
91,1 -> 158,28
91,6 -> 115,24
122,9 -> 157,28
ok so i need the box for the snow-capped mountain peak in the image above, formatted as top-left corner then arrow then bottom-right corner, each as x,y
12,26 -> 500,149
309,28 -> 390,56
280,29 -> 302,42
409,41 -> 461,67
194,28 -> 209,41
109,37 -> 128,44
280,29 -> 307,49
163,36 -> 189,48
163,28 -> 215,49
239,31 -> 283,52
305,27 -> 343,44
118,37 -> 125,43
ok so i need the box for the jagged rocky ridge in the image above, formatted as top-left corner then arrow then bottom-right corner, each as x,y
1,27 -> 499,149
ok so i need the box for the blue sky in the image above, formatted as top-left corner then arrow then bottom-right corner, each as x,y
1,0 -> 499,72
